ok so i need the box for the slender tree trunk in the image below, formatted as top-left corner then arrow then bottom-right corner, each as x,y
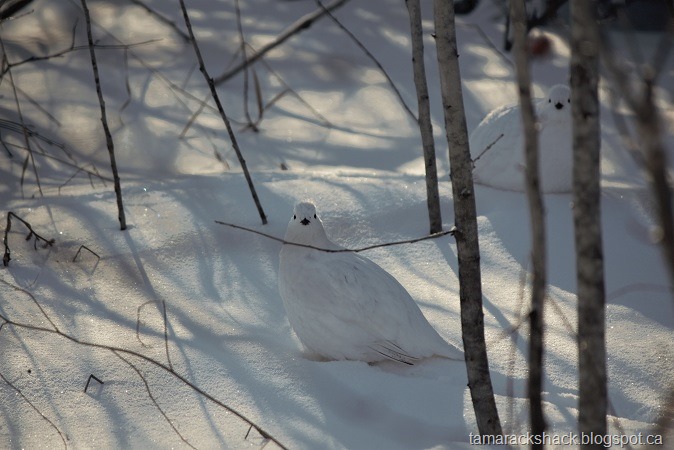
600,16 -> 674,450
405,0 -> 442,234
570,2 -> 607,447
433,0 -> 502,436
510,0 -> 547,445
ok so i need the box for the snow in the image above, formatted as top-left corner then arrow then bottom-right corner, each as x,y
1,0 -> 673,448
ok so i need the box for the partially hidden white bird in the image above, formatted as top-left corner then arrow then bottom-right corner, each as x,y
469,84 -> 572,193
278,201 -> 463,365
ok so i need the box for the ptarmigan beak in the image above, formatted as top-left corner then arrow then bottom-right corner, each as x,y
300,218 -> 310,226
555,102 -> 563,110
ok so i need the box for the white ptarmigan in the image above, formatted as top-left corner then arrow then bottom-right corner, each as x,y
278,201 -> 463,365
469,84 -> 572,193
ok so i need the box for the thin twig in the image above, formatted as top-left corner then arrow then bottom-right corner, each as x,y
0,311 -> 288,450
0,370 -> 67,449
136,300 -> 154,348
80,0 -> 127,230
253,50 -> 333,127
0,278 -> 59,331
162,298 -> 173,372
3,211 -> 55,267
0,118 -> 67,150
72,244 -> 100,263
234,0 -> 256,131
471,133 -> 504,167
0,18 -> 158,79
114,351 -> 196,449
0,38 -> 42,197
181,42 -> 333,138
83,373 -> 103,393
214,219 -> 453,253
214,0 -> 349,85
317,0 -> 416,122
179,0 -> 267,225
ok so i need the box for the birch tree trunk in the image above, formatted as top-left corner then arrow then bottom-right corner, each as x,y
433,0 -> 502,436
570,2 -> 607,447
405,0 -> 442,234
509,0 -> 547,445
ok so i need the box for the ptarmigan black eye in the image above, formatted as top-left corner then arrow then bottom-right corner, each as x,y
293,215 -> 296,220
314,214 -> 317,218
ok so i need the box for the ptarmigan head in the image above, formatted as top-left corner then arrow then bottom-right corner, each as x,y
540,84 -> 571,123
546,84 -> 571,111
284,201 -> 331,246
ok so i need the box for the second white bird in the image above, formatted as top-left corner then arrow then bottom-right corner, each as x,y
470,84 -> 572,193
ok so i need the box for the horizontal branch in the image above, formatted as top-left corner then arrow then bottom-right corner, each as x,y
214,220 -> 454,252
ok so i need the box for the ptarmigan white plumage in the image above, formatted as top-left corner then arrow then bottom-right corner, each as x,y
278,201 -> 463,365
470,84 -> 572,193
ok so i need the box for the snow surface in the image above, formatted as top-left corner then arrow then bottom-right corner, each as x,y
1,0 -> 673,448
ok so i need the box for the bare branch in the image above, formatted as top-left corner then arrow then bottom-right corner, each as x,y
179,0 -> 267,225
215,219 -> 453,253
234,0 -> 256,131
114,351 -> 196,449
0,38 -> 42,197
3,211 -> 55,267
214,0 -> 349,85
162,298 -> 173,372
0,370 -> 67,449
80,0 -> 127,230
471,133 -> 504,167
317,0 -> 417,123
0,308 -> 289,450
510,0 -> 547,441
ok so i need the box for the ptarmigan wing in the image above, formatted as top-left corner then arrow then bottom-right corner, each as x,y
317,253 -> 455,361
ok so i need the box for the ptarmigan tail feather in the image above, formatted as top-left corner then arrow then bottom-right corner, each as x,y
369,341 -> 420,365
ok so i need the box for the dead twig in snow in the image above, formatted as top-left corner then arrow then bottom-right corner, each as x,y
0,370 -> 67,449
114,351 -> 196,449
215,0 -> 350,85
80,0 -> 127,230
179,0 -> 267,225
3,211 -> 55,267
0,308 -> 288,450
83,373 -> 104,393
